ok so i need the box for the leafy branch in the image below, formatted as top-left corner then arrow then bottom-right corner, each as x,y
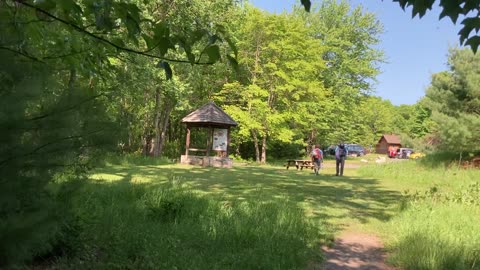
299,0 -> 480,52
28,94 -> 104,121
15,1 -> 214,65
0,45 -> 44,62
0,129 -> 104,168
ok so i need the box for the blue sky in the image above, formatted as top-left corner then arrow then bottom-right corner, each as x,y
250,0 -> 462,105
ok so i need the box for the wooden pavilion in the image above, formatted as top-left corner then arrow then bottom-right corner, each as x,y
180,102 -> 238,168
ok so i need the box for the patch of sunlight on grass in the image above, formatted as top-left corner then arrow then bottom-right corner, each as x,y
89,162 -> 402,235
90,173 -> 125,181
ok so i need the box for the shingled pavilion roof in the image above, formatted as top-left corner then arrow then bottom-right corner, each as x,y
181,102 -> 238,127
379,134 -> 401,144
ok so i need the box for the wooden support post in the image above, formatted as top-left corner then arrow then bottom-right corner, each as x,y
226,127 -> 231,158
206,127 -> 213,157
185,126 -> 191,157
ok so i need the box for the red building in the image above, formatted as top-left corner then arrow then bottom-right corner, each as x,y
375,134 -> 401,154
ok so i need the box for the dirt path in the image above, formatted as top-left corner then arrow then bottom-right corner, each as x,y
319,232 -> 395,270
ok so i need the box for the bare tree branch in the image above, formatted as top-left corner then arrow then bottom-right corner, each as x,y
0,46 -> 44,62
28,94 -> 104,121
0,129 -> 104,168
42,50 -> 88,60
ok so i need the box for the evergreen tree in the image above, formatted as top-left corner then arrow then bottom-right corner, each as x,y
425,49 -> 480,153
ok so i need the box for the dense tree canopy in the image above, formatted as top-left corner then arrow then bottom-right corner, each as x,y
213,1 -> 385,162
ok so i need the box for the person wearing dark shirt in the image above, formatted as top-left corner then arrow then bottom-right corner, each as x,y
335,143 -> 348,176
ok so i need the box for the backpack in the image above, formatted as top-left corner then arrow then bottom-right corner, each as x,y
338,145 -> 346,157
311,149 -> 322,159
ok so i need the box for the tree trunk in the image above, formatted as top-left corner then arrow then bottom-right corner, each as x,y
68,68 -> 76,93
261,135 -> 267,164
142,132 -> 151,156
157,102 -> 174,156
142,90 -> 152,156
152,88 -> 162,157
252,130 -> 260,163
307,129 -> 317,156
246,44 -> 263,163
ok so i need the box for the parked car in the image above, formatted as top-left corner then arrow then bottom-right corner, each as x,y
345,144 -> 366,157
323,144 -> 366,157
324,145 -> 336,156
394,148 -> 413,159
388,149 -> 397,158
410,152 -> 426,159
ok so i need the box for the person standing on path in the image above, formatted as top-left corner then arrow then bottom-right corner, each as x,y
311,144 -> 323,175
335,143 -> 348,176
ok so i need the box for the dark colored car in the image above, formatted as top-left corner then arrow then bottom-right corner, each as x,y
324,145 -> 336,156
345,144 -> 366,157
324,144 -> 366,157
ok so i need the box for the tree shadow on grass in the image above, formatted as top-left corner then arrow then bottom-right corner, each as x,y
33,178 -> 321,270
90,164 -> 403,235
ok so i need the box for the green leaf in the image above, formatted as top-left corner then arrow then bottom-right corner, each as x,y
464,36 -> 480,53
462,17 -> 480,33
142,34 -> 155,50
157,38 -> 174,56
227,55 -> 239,72
463,0 -> 480,13
153,22 -> 170,40
125,15 -> 140,37
205,45 -> 221,63
190,29 -> 208,44
58,0 -> 83,23
112,37 -> 125,48
153,23 -> 174,56
116,3 -> 141,23
58,0 -> 81,11
225,36 -> 238,58
185,47 -> 196,65
392,0 -> 411,10
125,3 -> 141,24
215,25 -> 238,57
439,0 -> 463,23
208,34 -> 221,45
34,0 -> 57,21
458,25 -> 474,44
172,35 -> 195,63
95,14 -> 114,31
411,0 -> 435,18
34,0 -> 57,10
459,17 -> 480,44
300,0 -> 311,12
157,61 -> 173,80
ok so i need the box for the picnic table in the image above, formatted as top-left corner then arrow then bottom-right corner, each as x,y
285,159 -> 315,170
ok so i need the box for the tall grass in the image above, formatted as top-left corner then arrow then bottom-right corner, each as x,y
386,203 -> 480,270
99,152 -> 175,166
358,159 -> 479,191
49,180 -> 322,269
359,159 -> 480,270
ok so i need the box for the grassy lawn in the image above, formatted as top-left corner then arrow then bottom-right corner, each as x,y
80,156 -> 479,270
91,158 -> 401,235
